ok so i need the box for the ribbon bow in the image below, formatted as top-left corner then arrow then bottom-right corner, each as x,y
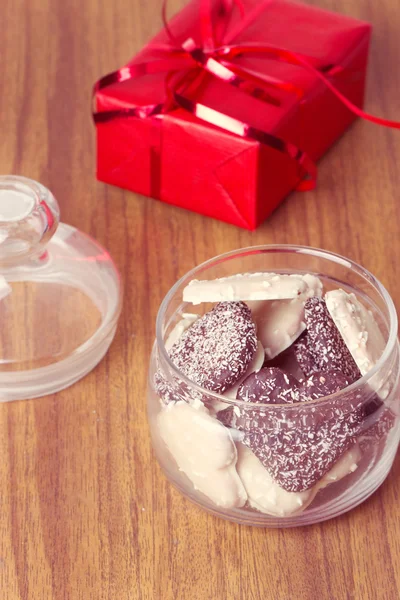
94,0 -> 400,193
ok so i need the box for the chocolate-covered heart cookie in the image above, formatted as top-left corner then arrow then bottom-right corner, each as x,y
168,301 -> 257,394
218,396 -> 363,492
219,366 -> 377,492
295,297 -> 361,381
237,367 -> 303,404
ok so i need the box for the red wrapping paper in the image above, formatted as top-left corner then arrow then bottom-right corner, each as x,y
95,0 -> 371,229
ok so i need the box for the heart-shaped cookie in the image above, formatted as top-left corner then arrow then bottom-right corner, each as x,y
294,297 -> 361,382
167,301 -> 257,394
219,367 -> 381,492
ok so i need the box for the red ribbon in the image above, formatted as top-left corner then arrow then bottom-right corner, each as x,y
94,0 -> 400,193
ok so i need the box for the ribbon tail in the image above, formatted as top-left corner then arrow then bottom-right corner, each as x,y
219,44 -> 400,130
214,0 -> 245,45
200,0 -> 246,49
302,62 -> 400,129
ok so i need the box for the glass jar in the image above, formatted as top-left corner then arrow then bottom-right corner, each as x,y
0,175 -> 122,401
148,246 -> 400,527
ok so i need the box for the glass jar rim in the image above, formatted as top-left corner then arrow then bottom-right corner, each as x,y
155,244 -> 398,409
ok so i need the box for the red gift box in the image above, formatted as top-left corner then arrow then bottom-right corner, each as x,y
94,0 -> 371,229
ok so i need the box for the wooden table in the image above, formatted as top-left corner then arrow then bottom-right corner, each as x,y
1,0 -> 399,598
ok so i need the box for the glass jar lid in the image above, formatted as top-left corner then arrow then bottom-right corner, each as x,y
0,176 -> 122,401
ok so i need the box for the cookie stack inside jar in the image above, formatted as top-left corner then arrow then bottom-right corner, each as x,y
153,270 -> 397,519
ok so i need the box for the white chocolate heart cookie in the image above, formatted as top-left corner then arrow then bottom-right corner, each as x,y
325,289 -> 386,376
249,299 -> 306,360
158,401 -> 247,508
248,275 -> 322,359
183,273 -> 322,305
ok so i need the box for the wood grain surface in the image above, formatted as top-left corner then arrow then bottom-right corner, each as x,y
0,0 -> 399,598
